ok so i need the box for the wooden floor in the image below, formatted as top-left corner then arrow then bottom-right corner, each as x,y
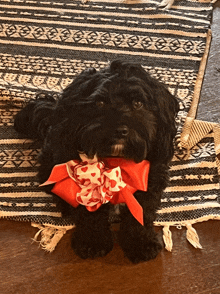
0,220 -> 220,294
1,2 -> 220,294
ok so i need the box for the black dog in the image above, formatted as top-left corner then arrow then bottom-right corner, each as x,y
14,60 -> 179,263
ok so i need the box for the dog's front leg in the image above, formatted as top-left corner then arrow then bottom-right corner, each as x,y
118,190 -> 162,263
119,164 -> 169,263
71,203 -> 114,259
118,163 -> 168,263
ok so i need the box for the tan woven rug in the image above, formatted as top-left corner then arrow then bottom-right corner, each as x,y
0,0 -> 219,251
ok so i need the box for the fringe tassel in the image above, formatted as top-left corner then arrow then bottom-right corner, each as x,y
162,224 -> 203,251
158,0 -> 175,9
186,224 -> 203,249
31,223 -> 75,252
163,225 -> 173,252
31,222 -> 202,253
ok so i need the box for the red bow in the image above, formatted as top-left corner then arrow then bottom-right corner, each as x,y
40,156 -> 150,226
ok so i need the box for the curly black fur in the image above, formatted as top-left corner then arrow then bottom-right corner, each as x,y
14,60 -> 179,263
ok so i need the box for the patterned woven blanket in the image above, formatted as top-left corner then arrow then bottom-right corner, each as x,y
0,0 -> 219,251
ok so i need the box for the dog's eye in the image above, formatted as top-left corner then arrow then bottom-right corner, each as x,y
96,101 -> 105,108
132,100 -> 143,110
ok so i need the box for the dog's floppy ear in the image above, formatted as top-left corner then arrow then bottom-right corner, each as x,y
148,77 -> 179,164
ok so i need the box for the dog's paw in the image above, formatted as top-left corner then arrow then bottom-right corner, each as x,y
71,228 -> 114,259
125,238 -> 162,264
119,228 -> 162,263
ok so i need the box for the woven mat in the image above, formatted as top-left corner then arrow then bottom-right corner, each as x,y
0,0 -> 219,251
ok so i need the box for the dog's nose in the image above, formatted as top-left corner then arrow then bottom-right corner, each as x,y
116,126 -> 129,137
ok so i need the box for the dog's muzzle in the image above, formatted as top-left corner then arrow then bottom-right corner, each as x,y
111,141 -> 124,157
111,125 -> 129,157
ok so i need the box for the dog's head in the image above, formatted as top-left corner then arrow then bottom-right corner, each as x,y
53,60 -> 179,164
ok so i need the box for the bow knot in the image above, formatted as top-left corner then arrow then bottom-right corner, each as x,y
66,156 -> 126,209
